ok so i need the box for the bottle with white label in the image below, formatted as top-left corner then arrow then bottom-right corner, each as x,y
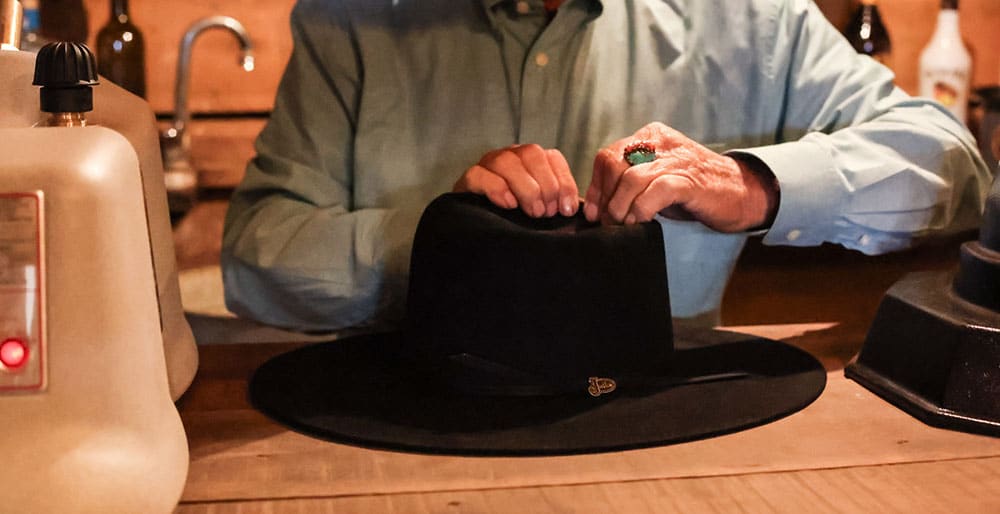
919,0 -> 971,124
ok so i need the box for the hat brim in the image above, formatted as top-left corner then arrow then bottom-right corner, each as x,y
248,327 -> 825,456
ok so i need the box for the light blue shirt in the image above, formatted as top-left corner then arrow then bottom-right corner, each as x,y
222,0 -> 992,332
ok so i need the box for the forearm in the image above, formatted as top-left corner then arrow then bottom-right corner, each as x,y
740,1 -> 992,254
734,94 -> 990,254
221,173 -> 404,331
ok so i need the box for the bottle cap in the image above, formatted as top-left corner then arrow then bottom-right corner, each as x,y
32,41 -> 100,113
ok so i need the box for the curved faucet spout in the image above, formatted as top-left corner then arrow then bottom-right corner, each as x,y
167,15 -> 254,146
161,15 -> 253,216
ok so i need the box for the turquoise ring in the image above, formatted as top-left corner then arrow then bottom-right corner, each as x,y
624,142 -> 656,166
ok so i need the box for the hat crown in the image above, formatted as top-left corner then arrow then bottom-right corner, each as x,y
406,194 -> 673,393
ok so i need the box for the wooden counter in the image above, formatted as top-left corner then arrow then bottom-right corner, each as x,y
172,203 -> 1000,512
174,326 -> 1000,513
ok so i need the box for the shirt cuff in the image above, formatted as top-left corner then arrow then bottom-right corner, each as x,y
728,140 -> 848,247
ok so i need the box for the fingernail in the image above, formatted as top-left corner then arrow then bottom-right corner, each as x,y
624,214 -> 636,225
504,192 -> 517,209
546,201 -> 558,217
584,202 -> 598,221
561,197 -> 575,216
533,200 -> 546,218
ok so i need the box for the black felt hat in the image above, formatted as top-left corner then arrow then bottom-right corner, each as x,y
249,193 -> 826,456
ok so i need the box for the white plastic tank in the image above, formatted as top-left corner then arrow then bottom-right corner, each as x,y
0,13 -> 194,513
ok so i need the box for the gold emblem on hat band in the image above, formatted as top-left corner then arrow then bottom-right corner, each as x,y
587,377 -> 617,397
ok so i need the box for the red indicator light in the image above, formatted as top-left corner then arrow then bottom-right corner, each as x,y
0,339 -> 29,369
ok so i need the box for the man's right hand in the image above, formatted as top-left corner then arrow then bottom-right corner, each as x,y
454,144 -> 579,218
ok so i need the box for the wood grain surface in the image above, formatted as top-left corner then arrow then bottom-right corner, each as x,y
178,456 -> 1000,513
171,318 -> 1000,511
167,199 -> 999,512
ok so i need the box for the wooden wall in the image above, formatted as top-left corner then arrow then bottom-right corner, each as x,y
81,0 -> 293,114
816,0 -> 1000,93
70,0 -> 1000,187
76,0 -> 1000,113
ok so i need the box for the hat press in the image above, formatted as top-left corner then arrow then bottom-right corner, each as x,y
0,17 -> 195,514
847,171 -> 1000,436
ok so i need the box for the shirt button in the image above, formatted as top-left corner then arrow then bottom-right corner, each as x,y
535,52 -> 550,67
516,1 -> 530,14
786,229 -> 802,242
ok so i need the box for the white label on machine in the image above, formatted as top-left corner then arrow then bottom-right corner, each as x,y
0,192 -> 45,392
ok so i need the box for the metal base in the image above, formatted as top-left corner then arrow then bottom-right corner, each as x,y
845,271 -> 1000,437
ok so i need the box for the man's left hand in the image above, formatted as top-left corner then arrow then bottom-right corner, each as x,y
584,122 -> 778,232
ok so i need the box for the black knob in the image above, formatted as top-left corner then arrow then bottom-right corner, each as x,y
953,176 -> 1000,311
32,41 -> 100,113
981,178 -> 1000,253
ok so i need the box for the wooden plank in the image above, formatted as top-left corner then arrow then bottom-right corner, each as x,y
177,118 -> 265,189
815,0 -> 853,31
721,235 -> 963,327
177,322 -> 1000,503
176,456 -> 1000,513
173,200 -> 229,272
140,118 -> 261,190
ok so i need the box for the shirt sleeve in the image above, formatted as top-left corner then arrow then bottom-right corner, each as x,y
731,0 -> 992,255
221,1 -> 405,332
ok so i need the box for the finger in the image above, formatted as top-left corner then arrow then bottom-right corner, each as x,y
583,178 -> 603,222
598,147 -> 630,219
515,144 -> 561,217
628,174 -> 696,224
633,121 -> 686,150
606,161 -> 661,224
485,150 -> 547,218
585,147 -> 625,222
545,149 -> 579,216
455,165 -> 517,209
586,133 -> 640,222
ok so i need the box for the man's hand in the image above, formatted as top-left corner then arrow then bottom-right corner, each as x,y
454,144 -> 579,218
584,122 -> 779,232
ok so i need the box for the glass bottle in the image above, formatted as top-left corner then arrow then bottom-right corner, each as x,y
96,0 -> 146,98
919,0 -> 971,124
845,0 -> 892,67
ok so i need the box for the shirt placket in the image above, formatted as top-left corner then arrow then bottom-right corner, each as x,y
516,7 -> 577,147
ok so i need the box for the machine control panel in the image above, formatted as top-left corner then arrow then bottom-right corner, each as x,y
0,192 -> 45,392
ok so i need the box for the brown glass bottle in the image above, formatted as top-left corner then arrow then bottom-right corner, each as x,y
845,0 -> 892,67
96,0 -> 146,98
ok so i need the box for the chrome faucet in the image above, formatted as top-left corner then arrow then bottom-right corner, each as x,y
162,15 -> 254,216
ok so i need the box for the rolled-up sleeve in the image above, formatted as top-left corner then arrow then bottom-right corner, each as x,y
221,0 -> 399,332
733,0 -> 991,255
